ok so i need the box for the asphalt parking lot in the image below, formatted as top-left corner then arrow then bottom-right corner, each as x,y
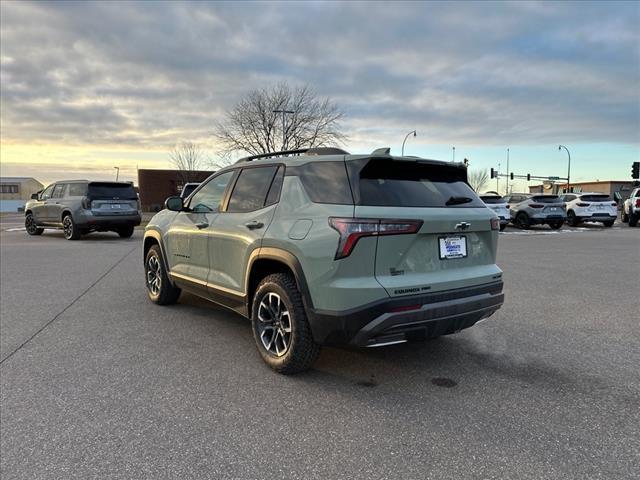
1,217 -> 638,479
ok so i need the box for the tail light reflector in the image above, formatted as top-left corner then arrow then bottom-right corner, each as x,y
81,197 -> 92,209
490,218 -> 500,230
329,217 -> 423,259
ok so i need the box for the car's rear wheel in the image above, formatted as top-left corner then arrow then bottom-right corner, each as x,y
25,213 -> 44,236
603,220 -> 614,228
549,221 -> 563,230
630,213 -> 639,227
251,273 -> 320,374
62,214 -> 81,240
621,210 -> 629,223
567,210 -> 579,227
145,245 -> 181,305
515,212 -> 530,229
118,226 -> 135,238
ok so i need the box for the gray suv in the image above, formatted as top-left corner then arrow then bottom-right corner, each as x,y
504,193 -> 566,229
25,180 -> 141,240
143,147 -> 505,374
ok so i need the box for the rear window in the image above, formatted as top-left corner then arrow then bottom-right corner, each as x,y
580,194 -> 611,202
88,182 -> 137,199
480,195 -> 505,204
531,195 -> 560,204
351,159 -> 484,208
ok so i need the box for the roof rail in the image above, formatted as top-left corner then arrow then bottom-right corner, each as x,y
237,147 -> 350,163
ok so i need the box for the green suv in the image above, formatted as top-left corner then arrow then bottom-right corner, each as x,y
143,147 -> 504,374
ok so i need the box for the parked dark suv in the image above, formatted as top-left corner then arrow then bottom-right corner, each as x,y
143,147 -> 505,374
25,180 -> 141,240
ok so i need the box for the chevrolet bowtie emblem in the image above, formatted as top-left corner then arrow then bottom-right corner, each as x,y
455,222 -> 471,231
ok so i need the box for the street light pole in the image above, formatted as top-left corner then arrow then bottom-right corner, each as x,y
273,109 -> 294,150
506,148 -> 510,195
452,146 -> 456,162
114,167 -> 120,181
401,130 -> 416,156
558,145 -> 571,193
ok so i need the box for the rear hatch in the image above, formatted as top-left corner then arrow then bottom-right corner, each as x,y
88,182 -> 139,216
345,157 -> 501,297
578,194 -> 616,216
530,195 -> 565,217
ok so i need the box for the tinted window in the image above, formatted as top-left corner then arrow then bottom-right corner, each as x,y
88,182 -> 137,199
295,161 -> 353,204
68,183 -> 88,196
580,194 -> 610,202
51,184 -> 66,198
189,171 -> 235,213
40,184 -> 54,200
227,166 -> 278,213
532,195 -> 560,203
265,166 -> 284,206
354,160 -> 483,207
480,195 -> 505,204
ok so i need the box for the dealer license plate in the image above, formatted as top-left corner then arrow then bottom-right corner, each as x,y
439,236 -> 467,260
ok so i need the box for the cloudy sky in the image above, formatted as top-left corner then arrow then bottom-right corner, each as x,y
1,0 -> 639,190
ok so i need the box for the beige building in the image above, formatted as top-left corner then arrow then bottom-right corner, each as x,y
0,177 -> 45,212
529,180 -> 636,198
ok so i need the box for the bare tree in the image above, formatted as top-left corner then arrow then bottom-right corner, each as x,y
468,169 -> 490,193
214,82 -> 346,157
170,142 -> 205,183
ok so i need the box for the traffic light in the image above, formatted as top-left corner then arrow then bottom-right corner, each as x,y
490,168 -> 496,179
633,162 -> 640,179
527,174 -> 531,181
510,172 -> 514,180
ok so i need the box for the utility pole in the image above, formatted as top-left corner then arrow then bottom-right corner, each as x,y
273,109 -> 294,150
506,148 -> 510,195
497,162 -> 501,192
114,166 -> 120,182
452,146 -> 456,162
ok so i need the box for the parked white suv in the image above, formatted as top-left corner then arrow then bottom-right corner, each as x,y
621,187 -> 640,227
480,193 -> 509,231
560,192 -> 617,228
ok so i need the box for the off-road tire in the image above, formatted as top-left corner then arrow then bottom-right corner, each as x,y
25,213 -> 44,236
62,214 -> 81,240
251,273 -> 320,375
516,212 -> 530,230
145,245 -> 181,305
118,226 -> 135,238
549,221 -> 563,230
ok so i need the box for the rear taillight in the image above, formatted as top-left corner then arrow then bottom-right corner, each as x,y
635,199 -> 640,208
506,204 -> 510,209
529,203 -> 544,208
81,197 -> 91,209
490,218 -> 500,230
329,217 -> 423,260
611,202 -> 617,207
577,202 -> 590,207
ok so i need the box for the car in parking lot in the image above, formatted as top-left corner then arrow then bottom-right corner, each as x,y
621,187 -> 640,227
25,180 -> 141,240
503,193 -> 566,229
480,193 -> 509,231
143,147 -> 505,374
560,192 -> 617,227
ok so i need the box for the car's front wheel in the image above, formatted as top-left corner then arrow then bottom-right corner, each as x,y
145,245 -> 181,305
25,213 -> 44,236
251,273 -> 320,375
62,214 -> 81,240
117,226 -> 135,238
567,210 -> 579,227
549,221 -> 563,230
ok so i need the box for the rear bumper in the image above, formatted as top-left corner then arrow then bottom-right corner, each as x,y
529,215 -> 565,224
76,212 -> 141,229
307,281 -> 504,347
577,214 -> 616,222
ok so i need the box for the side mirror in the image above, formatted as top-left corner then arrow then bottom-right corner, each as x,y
165,196 -> 184,212
31,193 -> 39,200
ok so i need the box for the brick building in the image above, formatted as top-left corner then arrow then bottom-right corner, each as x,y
137,169 -> 213,212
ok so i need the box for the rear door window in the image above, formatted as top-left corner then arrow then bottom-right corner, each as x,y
351,159 -> 484,207
227,166 -> 278,213
88,183 -> 137,199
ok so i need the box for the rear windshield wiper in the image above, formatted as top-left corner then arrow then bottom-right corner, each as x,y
445,196 -> 474,206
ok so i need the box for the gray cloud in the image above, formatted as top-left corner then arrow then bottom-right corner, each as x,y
1,0 -> 638,150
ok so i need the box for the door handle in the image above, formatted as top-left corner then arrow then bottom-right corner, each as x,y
245,221 -> 264,230
195,222 -> 209,229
